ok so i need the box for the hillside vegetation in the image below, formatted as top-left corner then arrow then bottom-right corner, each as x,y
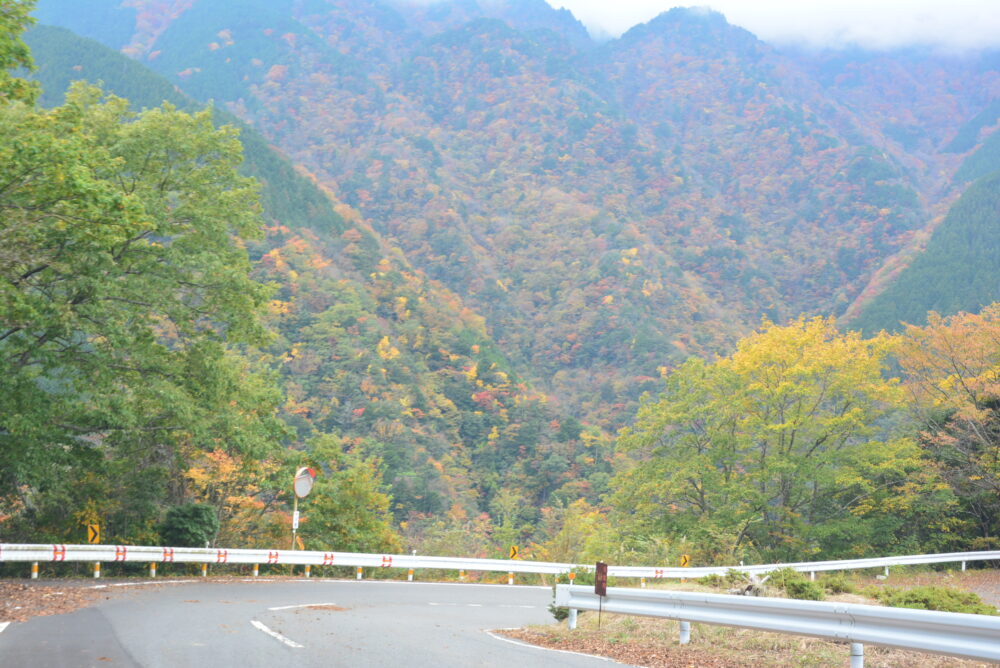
2,1 -> 1000,565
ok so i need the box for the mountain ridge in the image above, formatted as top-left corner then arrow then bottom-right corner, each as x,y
31,0 -> 1000,425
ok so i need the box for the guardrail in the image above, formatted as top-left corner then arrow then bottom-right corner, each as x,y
0,543 -> 574,583
554,584 -> 1000,667
610,549 -> 1000,581
2,544 -> 1000,583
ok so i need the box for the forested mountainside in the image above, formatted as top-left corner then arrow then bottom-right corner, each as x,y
8,2 -> 1000,564
32,0 -> 1000,428
18,24 -> 610,547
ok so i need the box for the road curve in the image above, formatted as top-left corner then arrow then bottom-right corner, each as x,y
0,578 -> 620,667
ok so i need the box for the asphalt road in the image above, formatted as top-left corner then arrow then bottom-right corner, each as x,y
0,578 -> 617,667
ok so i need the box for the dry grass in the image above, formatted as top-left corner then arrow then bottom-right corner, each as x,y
500,569 -> 1000,667
504,611 -> 993,667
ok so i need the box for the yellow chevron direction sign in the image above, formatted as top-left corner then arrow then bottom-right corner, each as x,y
680,554 -> 690,567
509,545 -> 518,559
88,524 -> 100,544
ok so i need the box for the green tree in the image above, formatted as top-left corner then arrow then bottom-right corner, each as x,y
611,317 -> 943,561
0,0 -> 38,104
298,435 -> 401,553
0,84 -> 285,540
897,306 -> 1000,543
159,503 -> 220,547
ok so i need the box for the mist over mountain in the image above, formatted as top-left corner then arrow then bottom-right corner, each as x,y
31,0 -> 1000,425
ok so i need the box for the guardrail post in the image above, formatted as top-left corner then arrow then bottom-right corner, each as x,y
31,562 -> 38,579
640,577 -> 646,588
149,562 -> 157,578
883,566 -> 889,577
201,563 -> 208,577
356,566 -> 363,580
408,568 -> 414,582
252,563 -> 259,577
851,642 -> 864,668
679,621 -> 691,645
304,565 -> 311,578
93,562 -> 101,579
810,571 -> 815,581
568,608 -> 577,630
962,561 -> 966,572
508,571 -> 514,585
459,569 -> 465,581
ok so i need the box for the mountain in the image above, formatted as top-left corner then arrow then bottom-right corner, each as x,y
31,0 -> 1000,431
24,23 -> 613,528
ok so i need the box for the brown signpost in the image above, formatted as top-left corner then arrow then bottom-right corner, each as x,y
595,561 -> 608,596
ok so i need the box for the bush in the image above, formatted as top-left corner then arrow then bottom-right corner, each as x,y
785,579 -> 826,601
819,573 -> 855,594
766,567 -> 825,600
698,573 -> 726,588
159,503 -> 219,547
871,586 -> 997,615
548,603 -> 570,621
765,567 -> 806,589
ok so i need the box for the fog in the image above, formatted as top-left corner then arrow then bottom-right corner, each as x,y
550,0 -> 1000,50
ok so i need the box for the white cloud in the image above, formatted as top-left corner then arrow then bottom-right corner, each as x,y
547,0 -> 1000,50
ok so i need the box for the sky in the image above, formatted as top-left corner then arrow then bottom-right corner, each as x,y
547,0 -> 1000,50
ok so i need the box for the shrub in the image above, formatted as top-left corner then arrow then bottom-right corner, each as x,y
548,603 -> 570,621
785,579 -> 826,601
819,573 -> 855,594
699,573 -> 726,588
765,567 -> 825,600
872,586 -> 997,615
765,567 -> 806,589
159,503 -> 219,547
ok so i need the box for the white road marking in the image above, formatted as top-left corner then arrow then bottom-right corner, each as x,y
299,579 -> 549,590
428,602 -> 536,608
89,580 -> 195,590
486,629 -> 623,664
267,602 -> 338,611
0,622 -> 10,634
250,620 -> 303,648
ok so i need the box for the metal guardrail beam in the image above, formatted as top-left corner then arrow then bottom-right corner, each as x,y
1,544 -> 999,579
0,543 -> 575,575
608,550 -> 1000,579
554,584 -> 1000,664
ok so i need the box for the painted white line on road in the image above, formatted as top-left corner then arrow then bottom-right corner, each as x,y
486,629 -> 623,664
297,579 -> 549,590
89,580 -> 195,590
268,602 -> 338,611
250,620 -> 304,648
0,622 -> 10,634
428,602 -> 537,609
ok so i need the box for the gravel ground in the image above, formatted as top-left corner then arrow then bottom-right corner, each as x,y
0,580 -> 109,623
